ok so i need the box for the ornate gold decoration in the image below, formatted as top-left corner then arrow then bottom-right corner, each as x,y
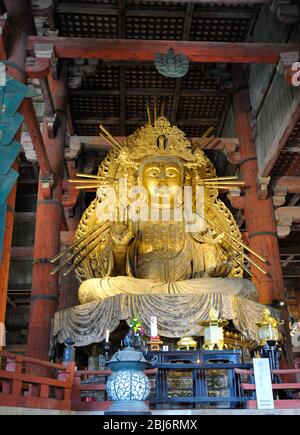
199,307 -> 228,350
147,337 -> 163,352
255,308 -> 283,345
177,336 -> 197,351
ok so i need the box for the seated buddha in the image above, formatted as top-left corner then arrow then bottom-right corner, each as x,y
51,116 -> 268,347
72,117 -> 257,305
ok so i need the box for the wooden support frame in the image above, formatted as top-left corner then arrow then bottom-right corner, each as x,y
259,96 -> 300,177
20,98 -> 52,181
27,36 -> 300,64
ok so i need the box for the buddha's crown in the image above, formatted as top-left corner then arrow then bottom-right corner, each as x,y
124,116 -> 195,162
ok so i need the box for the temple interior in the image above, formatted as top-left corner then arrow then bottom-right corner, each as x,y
0,0 -> 300,415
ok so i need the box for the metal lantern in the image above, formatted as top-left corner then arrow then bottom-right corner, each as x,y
199,307 -> 228,350
105,347 -> 151,415
256,308 -> 283,346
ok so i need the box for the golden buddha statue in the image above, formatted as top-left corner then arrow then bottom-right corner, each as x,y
51,116 -> 269,346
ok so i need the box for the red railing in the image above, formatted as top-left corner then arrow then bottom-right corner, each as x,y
234,368 -> 300,409
1,351 -> 300,412
0,352 -> 74,410
0,351 -> 157,411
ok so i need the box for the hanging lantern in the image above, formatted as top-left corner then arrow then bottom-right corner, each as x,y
255,308 -> 283,346
199,307 -> 228,350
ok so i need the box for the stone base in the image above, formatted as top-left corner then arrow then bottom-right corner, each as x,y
1,406 -> 300,415
104,400 -> 151,415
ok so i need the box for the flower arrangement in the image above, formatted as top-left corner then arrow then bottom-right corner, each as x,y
129,314 -> 145,337
124,314 -> 145,349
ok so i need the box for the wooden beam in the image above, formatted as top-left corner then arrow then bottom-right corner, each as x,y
56,2 -> 255,17
39,77 -> 54,116
260,92 -> 300,177
11,247 -> 34,258
70,135 -> 238,151
280,243 -> 300,256
74,117 -> 220,125
20,99 -> 52,178
27,36 -> 300,64
282,267 -> 300,277
272,177 -> 300,194
70,88 -> 230,97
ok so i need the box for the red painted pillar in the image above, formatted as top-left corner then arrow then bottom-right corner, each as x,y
233,65 -> 284,305
27,63 -> 68,360
0,0 -> 31,345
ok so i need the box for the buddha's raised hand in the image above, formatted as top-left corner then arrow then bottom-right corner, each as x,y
109,220 -> 135,247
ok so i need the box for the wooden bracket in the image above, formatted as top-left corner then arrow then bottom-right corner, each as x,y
273,188 -> 288,207
275,206 -> 300,238
278,51 -> 300,86
257,175 -> 270,200
227,188 -> 245,210
62,160 -> 80,215
34,42 -> 58,79
40,172 -> 54,199
25,56 -> 50,79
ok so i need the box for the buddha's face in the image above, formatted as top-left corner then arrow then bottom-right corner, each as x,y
141,157 -> 183,209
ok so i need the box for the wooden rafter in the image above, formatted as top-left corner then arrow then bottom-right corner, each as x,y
27,37 -> 300,64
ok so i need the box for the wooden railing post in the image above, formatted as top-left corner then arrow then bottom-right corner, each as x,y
12,356 -> 22,397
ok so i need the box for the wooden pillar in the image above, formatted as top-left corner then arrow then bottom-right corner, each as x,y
233,65 -> 284,305
233,65 -> 295,369
27,63 -> 68,361
0,0 -> 31,343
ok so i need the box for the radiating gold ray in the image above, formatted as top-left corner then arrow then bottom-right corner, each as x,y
63,233 -> 108,277
204,176 -> 239,181
99,125 -> 122,150
202,213 -> 267,264
50,223 -> 103,263
75,185 -> 99,190
69,179 -> 102,184
50,223 -> 109,276
221,245 -> 252,277
99,132 -> 120,152
201,127 -> 215,138
203,181 -> 245,186
76,173 -> 104,180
